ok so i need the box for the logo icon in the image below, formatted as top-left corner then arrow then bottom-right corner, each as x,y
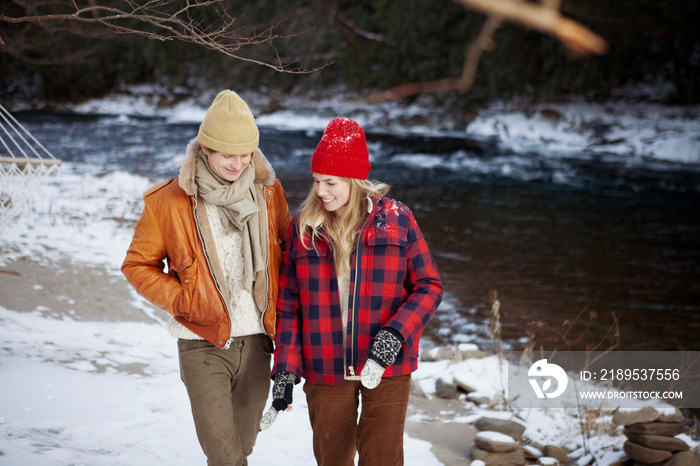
528,359 -> 568,399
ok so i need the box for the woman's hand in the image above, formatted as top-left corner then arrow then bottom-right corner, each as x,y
360,328 -> 403,389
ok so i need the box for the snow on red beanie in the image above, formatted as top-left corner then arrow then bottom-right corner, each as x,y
311,117 -> 371,179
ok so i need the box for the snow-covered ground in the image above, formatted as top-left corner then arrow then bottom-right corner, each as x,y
1,87 -> 699,465
0,165 -> 439,465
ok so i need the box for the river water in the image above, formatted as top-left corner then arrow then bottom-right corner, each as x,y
16,112 -> 700,352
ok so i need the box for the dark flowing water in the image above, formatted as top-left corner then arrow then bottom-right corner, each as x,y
16,112 -> 700,351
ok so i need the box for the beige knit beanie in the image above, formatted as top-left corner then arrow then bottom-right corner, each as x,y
197,90 -> 259,155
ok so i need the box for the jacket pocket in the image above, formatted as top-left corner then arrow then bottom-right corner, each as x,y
170,250 -> 196,284
170,250 -> 221,326
365,224 -> 408,248
292,243 -> 329,259
363,225 -> 409,296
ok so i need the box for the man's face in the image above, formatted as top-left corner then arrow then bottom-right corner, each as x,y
202,146 -> 252,182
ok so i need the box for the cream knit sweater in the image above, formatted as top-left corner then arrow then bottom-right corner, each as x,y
168,200 -> 264,340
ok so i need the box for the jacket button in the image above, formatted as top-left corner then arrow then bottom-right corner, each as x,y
268,190 -> 272,195
184,279 -> 188,283
178,264 -> 183,270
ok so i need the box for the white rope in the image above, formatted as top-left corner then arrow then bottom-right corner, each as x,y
0,103 -> 61,232
0,104 -> 58,162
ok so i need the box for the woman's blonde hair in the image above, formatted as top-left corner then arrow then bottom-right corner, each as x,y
298,177 -> 390,276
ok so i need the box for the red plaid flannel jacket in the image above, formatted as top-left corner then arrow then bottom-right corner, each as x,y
273,196 -> 443,385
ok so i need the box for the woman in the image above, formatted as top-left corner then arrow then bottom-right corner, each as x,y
271,117 -> 443,465
122,90 -> 290,466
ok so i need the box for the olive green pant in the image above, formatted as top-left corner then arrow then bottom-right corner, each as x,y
304,374 -> 412,466
178,335 -> 272,466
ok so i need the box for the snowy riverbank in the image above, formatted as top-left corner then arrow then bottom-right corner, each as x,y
1,252 -> 697,465
1,86 -> 699,465
65,84 -> 700,169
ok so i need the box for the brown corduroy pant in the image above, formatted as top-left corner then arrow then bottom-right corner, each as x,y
178,335 -> 272,466
303,374 -> 412,466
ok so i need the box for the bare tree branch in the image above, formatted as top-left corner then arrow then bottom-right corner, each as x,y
335,13 -> 395,47
366,14 -> 504,104
458,15 -> 503,90
453,0 -> 608,54
366,0 -> 608,104
0,0 -> 326,73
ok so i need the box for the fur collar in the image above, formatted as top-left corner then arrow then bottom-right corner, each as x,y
178,138 -> 277,196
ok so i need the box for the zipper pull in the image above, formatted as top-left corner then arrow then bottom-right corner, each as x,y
348,366 -> 356,377
224,337 -> 234,350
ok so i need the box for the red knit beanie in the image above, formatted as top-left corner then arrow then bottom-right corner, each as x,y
311,117 -> 371,179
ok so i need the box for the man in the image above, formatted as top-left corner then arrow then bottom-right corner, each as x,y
122,90 -> 290,465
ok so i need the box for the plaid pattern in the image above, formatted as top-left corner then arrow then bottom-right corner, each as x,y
273,196 -> 443,386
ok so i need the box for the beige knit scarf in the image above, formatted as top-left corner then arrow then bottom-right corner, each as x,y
195,154 -> 264,292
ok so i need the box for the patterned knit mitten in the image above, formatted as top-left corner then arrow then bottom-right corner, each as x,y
260,371 -> 297,431
360,328 -> 403,389
272,371 -> 297,412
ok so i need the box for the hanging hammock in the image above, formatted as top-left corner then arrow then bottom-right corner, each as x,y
0,103 -> 62,233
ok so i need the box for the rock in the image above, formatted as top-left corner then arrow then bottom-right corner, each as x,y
474,417 -> 527,441
421,344 -> 487,362
613,407 -> 661,426
626,422 -> 689,436
540,458 -> 561,466
632,452 -> 700,466
539,108 -> 566,123
523,444 -> 543,460
466,394 -> 491,405
528,440 -> 546,451
453,374 -> 479,393
410,380 -> 428,398
624,440 -> 673,464
455,343 -> 487,360
608,459 -> 629,466
624,431 -> 690,452
470,445 -> 526,466
422,346 -> 455,362
435,378 -> 458,399
663,450 -> 700,466
474,431 -> 518,453
658,409 -> 685,423
543,445 -> 571,463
